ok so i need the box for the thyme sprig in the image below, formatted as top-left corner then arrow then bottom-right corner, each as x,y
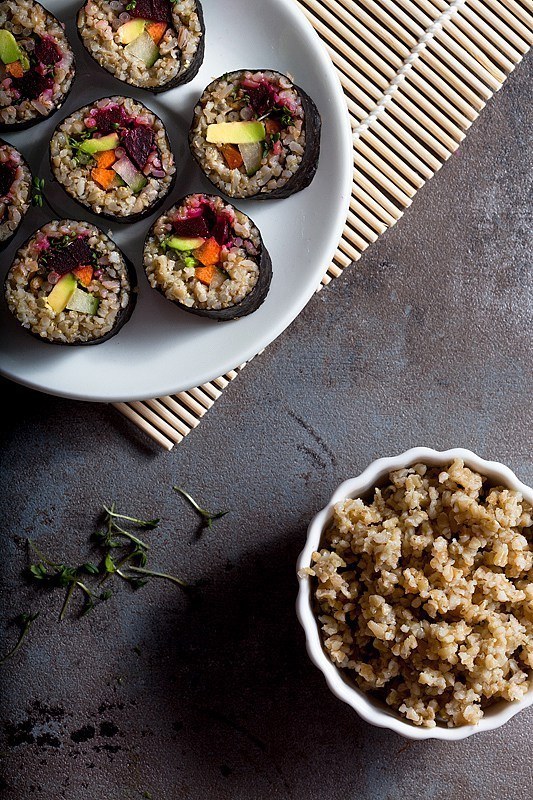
173,487 -> 228,530
0,612 -> 39,664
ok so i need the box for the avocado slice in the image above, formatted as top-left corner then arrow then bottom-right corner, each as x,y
0,29 -> 24,65
166,236 -> 205,251
117,18 -> 147,45
66,287 -> 99,315
125,30 -> 159,68
79,133 -> 120,154
46,273 -> 77,314
206,121 -> 265,145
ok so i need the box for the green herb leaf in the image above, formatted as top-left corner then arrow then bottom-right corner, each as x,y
103,504 -> 159,530
0,611 -> 39,665
173,487 -> 229,530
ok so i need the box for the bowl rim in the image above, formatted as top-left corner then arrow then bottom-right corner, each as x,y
296,446 -> 533,740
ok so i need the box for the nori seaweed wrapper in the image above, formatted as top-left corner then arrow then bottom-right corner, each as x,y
0,138 -> 32,251
76,0 -> 205,93
4,220 -> 137,346
48,98 -> 176,224
0,1 -> 76,133
189,69 -> 321,201
144,194 -> 273,322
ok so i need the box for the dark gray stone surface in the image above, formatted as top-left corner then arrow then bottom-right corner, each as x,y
1,56 -> 532,800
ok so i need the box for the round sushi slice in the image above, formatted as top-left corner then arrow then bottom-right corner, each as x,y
0,138 -> 31,249
189,69 -> 321,200
0,0 -> 75,132
77,0 -> 205,93
49,96 -> 176,223
144,193 -> 272,321
5,219 -> 136,345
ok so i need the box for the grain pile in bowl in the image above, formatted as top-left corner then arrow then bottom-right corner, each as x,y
302,460 -> 533,727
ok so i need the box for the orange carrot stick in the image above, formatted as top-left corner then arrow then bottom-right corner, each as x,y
195,237 -> 221,267
195,264 -> 217,286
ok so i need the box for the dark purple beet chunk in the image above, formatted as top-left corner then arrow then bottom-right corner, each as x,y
43,237 -> 94,274
16,70 -> 54,100
212,214 -> 231,246
199,202 -> 216,232
122,126 -> 154,170
34,36 -> 61,66
93,104 -> 130,134
131,0 -> 170,23
0,162 -> 16,198
44,248 -> 77,275
245,83 -> 276,116
63,237 -> 94,266
172,216 -> 210,238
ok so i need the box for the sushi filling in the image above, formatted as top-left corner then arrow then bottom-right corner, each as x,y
78,0 -> 202,89
0,0 -> 75,126
190,70 -> 307,198
0,142 -> 31,241
50,96 -> 175,218
5,220 -> 132,343
144,194 -> 261,310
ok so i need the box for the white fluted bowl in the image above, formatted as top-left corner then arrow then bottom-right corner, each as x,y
296,447 -> 533,740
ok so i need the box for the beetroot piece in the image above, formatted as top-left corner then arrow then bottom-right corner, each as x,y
122,126 -> 154,170
0,162 -> 16,198
44,248 -> 77,275
16,70 -> 54,100
63,237 -> 94,266
93,103 -> 131,134
130,0 -> 170,23
42,237 -> 94,274
245,83 -> 276,117
212,214 -> 231,246
172,215 -> 210,238
34,36 -> 61,66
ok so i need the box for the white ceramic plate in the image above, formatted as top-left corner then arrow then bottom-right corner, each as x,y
0,0 -> 352,402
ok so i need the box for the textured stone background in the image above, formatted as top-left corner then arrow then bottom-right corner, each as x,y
1,56 -> 532,800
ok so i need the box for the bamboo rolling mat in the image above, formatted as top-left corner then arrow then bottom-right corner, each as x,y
115,0 -> 533,450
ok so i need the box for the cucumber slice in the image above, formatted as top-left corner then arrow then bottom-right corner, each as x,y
125,30 -> 159,68
166,236 -> 205,251
66,288 -> 99,315
238,142 -> 263,176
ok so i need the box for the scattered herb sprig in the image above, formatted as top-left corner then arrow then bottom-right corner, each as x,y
3,488 -> 229,663
174,487 -> 228,530
0,612 -> 39,664
31,176 -> 45,207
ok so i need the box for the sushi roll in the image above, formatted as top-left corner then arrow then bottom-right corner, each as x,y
77,0 -> 205,93
5,219 -> 136,345
143,193 -> 272,321
0,138 -> 31,249
49,96 -> 176,223
189,69 -> 321,200
0,0 -> 75,132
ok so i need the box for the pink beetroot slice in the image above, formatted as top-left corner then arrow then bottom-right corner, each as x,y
130,0 -> 170,23
15,70 -> 53,100
122,126 -> 154,170
93,104 -> 131,134
0,162 -> 16,198
34,36 -> 61,66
